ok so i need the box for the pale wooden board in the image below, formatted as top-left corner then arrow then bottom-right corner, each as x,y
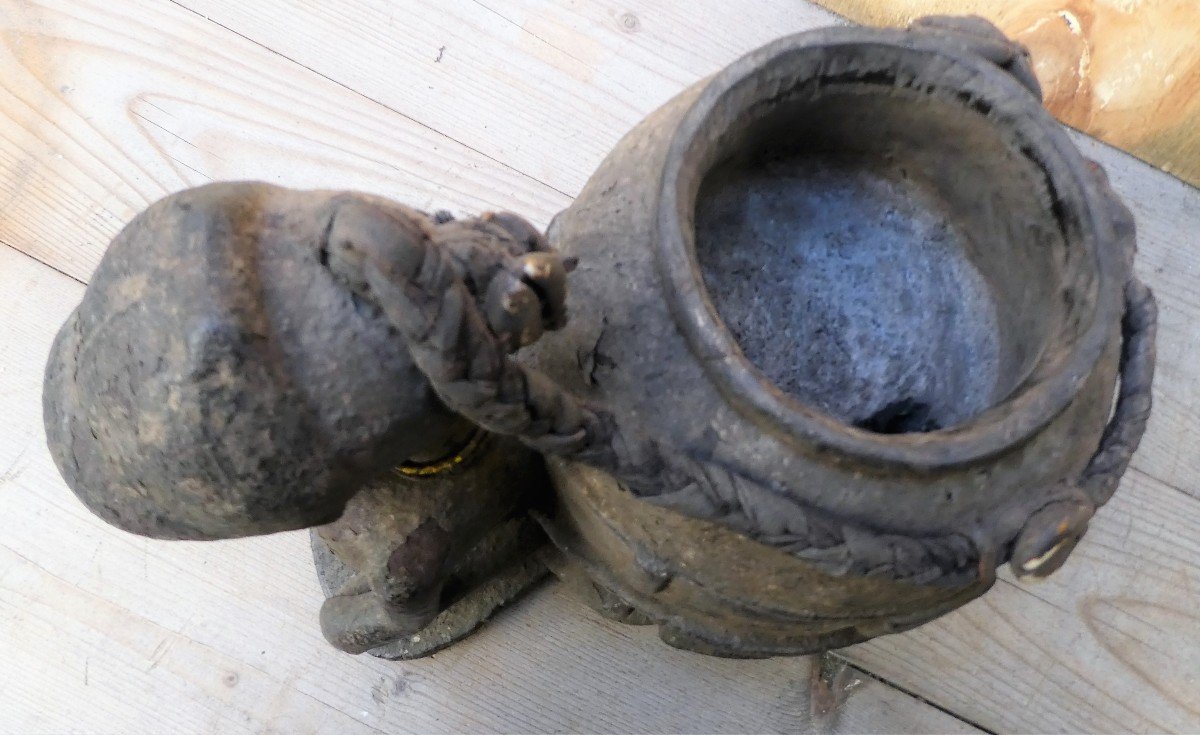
0,0 -> 569,279
0,1 -> 975,733
168,0 -> 840,210
805,0 -> 1200,189
1,0 -> 1198,732
0,243 -> 977,734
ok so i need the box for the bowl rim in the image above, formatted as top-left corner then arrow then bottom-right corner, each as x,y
652,26 -> 1125,471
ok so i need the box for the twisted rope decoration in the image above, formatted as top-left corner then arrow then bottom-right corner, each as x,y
1080,278 -> 1157,506
323,198 -> 618,466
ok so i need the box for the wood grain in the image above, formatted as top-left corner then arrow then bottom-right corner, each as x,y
0,0 -> 568,281
1,0 -> 1197,732
805,0 -> 1200,188
169,0 -> 840,197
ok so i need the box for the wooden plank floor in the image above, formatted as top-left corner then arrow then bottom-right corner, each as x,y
809,0 -> 1200,189
1,1 -> 1197,732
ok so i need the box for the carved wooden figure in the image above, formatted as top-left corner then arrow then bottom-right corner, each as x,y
43,16 -> 1155,659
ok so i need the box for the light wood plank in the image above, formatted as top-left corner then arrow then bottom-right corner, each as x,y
806,0 -> 1200,189
0,0 -> 568,282
169,0 -> 839,199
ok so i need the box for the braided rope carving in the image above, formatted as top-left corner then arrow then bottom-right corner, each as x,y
325,200 -> 982,584
325,192 -> 1154,584
639,452 -> 979,584
1080,279 -> 1157,505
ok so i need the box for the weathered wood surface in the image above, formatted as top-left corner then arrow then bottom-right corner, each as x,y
809,0 -> 1200,189
0,0 -> 1197,732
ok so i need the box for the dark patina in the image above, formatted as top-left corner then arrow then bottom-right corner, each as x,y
44,16 -> 1156,659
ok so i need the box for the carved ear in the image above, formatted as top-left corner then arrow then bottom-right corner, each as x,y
322,194 -> 433,296
1010,496 -> 1094,579
908,15 -> 1043,100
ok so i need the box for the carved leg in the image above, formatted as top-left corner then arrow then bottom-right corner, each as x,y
313,517 -> 549,659
311,433 -> 552,658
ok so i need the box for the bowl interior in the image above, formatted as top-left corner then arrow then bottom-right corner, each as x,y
694,83 -> 1080,433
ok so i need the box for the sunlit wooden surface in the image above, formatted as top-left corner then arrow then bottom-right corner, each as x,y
1,1 -> 1197,732
810,0 -> 1200,188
